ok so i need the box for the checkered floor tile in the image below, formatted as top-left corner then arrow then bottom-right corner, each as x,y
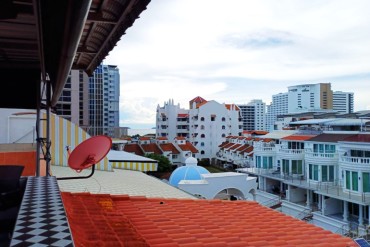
10,176 -> 74,247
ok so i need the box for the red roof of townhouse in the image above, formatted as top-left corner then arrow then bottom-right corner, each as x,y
221,142 -> 236,150
123,144 -> 144,156
141,143 -> 163,155
282,135 -> 317,141
342,134 -> 370,143
236,144 -> 251,152
62,192 -> 356,247
140,137 -> 151,141
240,145 -> 254,155
228,144 -> 242,152
177,142 -> 198,153
218,141 -> 229,148
157,137 -> 168,141
189,96 -> 207,104
159,143 -> 180,154
177,113 -> 189,118
175,136 -> 186,140
225,104 -> 240,111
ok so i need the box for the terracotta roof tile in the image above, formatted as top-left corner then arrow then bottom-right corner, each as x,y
159,143 -> 180,154
62,193 -> 356,247
177,142 -> 198,153
123,144 -> 144,156
282,135 -> 316,141
342,134 -> 370,143
218,141 -> 229,148
141,143 -> 163,154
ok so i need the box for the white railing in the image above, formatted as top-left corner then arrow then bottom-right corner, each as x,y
341,156 -> 370,165
278,149 -> 305,154
305,152 -> 338,159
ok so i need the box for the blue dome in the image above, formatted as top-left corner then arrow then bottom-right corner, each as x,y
169,165 -> 210,187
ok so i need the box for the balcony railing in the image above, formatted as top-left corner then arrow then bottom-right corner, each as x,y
237,167 -> 370,204
341,156 -> 370,164
305,152 -> 338,159
278,149 -> 305,154
254,146 -> 276,152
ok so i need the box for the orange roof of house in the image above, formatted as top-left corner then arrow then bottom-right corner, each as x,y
225,104 -> 240,111
189,96 -> 207,104
282,135 -> 316,141
175,136 -> 186,140
177,142 -> 198,153
140,137 -> 151,141
62,192 -> 356,247
177,113 -> 189,118
228,143 -> 242,152
123,144 -> 144,156
159,143 -> 180,154
240,145 -> 254,155
218,141 -> 229,148
157,137 -> 168,140
141,143 -> 163,154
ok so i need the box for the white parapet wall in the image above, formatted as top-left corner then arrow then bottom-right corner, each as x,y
312,212 -> 347,234
281,200 -> 309,218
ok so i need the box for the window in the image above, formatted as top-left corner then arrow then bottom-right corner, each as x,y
282,159 -> 289,174
322,165 -> 334,182
309,164 -> 319,181
200,117 -> 205,121
222,125 -> 225,129
201,142 -> 204,146
363,172 -> 370,192
346,170 -> 359,191
256,156 -> 261,168
222,117 -> 226,122
201,134 -> 205,138
200,150 -> 205,155
291,160 -> 303,174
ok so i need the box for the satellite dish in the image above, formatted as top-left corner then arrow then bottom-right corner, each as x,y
58,135 -> 112,180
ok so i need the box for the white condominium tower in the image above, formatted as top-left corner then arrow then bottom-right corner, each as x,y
287,83 -> 333,113
156,97 -> 243,160
238,99 -> 266,131
333,91 -> 354,113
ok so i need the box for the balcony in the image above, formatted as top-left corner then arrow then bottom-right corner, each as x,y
237,168 -> 370,204
278,149 -> 305,154
341,156 -> 370,165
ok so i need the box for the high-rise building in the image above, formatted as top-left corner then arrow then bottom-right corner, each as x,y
287,83 -> 333,113
333,91 -> 354,113
238,100 -> 266,131
55,70 -> 89,127
156,97 -> 243,160
88,64 -> 120,136
266,92 -> 288,131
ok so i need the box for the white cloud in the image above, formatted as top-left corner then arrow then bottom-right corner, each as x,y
105,0 -> 370,128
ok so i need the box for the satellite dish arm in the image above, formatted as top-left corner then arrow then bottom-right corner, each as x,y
57,164 -> 95,180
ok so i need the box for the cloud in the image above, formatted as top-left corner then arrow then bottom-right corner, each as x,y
105,0 -> 370,128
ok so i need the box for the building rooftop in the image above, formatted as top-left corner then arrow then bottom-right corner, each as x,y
52,166 -> 194,199
62,192 -> 357,247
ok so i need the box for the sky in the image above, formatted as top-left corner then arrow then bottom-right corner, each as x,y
105,0 -> 370,129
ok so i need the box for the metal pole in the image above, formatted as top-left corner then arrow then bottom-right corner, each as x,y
46,79 -> 51,176
36,79 -> 41,177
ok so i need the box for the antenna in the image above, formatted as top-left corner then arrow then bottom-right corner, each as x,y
57,135 -> 112,180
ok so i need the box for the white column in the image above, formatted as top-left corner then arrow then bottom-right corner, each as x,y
343,201 -> 348,222
318,195 -> 322,210
306,189 -> 310,207
359,205 -> 364,225
322,195 -> 326,215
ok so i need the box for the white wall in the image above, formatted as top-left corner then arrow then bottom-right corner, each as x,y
0,108 -> 36,144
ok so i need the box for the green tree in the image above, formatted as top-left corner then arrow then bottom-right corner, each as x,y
145,153 -> 172,172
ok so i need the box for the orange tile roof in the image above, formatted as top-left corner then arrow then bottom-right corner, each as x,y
218,141 -> 229,148
189,96 -> 207,104
177,113 -> 189,118
141,143 -> 163,154
123,144 -> 144,156
225,104 -> 240,111
282,135 -> 317,141
140,137 -> 151,141
157,137 -> 168,140
159,143 -> 180,154
175,136 -> 186,140
62,193 -> 356,247
177,142 -> 198,153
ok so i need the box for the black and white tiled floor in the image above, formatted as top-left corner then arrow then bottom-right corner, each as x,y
10,176 -> 74,247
